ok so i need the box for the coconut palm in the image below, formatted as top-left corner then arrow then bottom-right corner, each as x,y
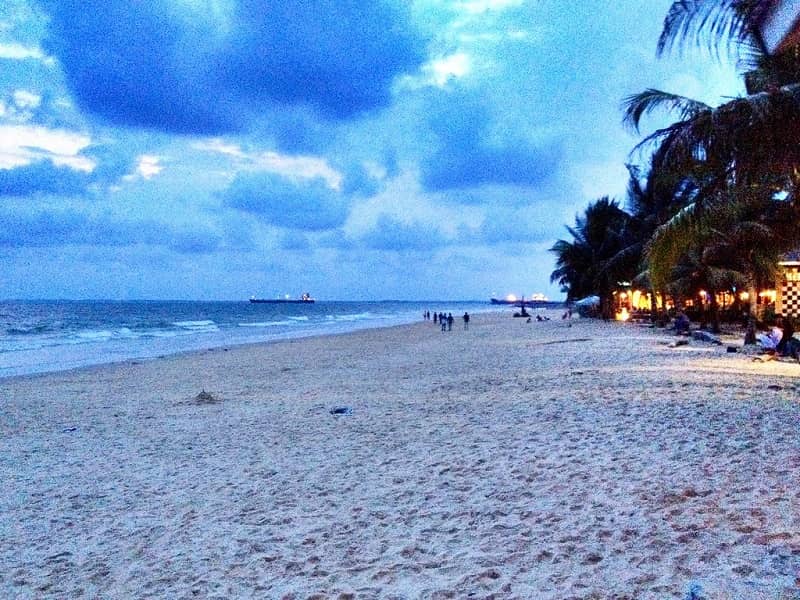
627,0 -> 800,190
550,197 -> 635,318
656,0 -> 774,59
608,161 -> 701,318
623,85 -> 800,195
645,180 -> 800,330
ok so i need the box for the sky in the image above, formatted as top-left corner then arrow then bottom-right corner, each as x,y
0,0 -> 745,301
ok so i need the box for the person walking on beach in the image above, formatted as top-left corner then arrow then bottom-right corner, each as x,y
447,313 -> 454,331
433,312 -> 438,324
441,313 -> 447,332
463,312 -> 470,330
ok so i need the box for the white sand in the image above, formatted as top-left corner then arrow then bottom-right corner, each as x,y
2,312 -> 800,599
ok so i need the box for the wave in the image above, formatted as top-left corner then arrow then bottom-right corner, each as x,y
6,325 -> 55,336
238,320 -> 293,328
172,320 -> 219,332
330,312 -> 375,322
75,328 -> 135,341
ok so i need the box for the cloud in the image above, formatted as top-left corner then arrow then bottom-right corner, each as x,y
339,162 -> 383,197
0,204 -> 223,252
0,123 -> 91,169
37,0 -> 427,134
0,159 -> 88,195
0,135 -> 143,195
279,231 -> 311,251
419,92 -> 561,191
475,207 -> 554,245
0,43 -> 50,61
222,171 -> 350,231
359,215 -> 446,251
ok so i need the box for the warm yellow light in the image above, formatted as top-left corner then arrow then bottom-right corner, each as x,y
616,307 -> 630,321
619,291 -> 628,299
699,290 -> 707,298
759,290 -> 777,302
740,292 -> 750,301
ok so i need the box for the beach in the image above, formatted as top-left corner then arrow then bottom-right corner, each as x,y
2,311 -> 800,599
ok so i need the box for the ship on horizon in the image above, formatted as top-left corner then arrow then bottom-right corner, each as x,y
490,293 -> 552,307
249,292 -> 315,304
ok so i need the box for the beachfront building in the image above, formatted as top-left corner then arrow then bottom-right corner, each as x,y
776,250 -> 800,318
612,286 -> 776,322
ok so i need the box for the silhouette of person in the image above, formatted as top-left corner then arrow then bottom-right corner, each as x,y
447,313 -> 454,331
463,312 -> 470,330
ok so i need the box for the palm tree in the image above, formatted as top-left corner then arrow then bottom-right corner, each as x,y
645,181 -> 800,330
618,1 -> 800,337
623,85 -> 800,195
550,197 -> 635,319
627,0 -> 800,190
612,161 -> 700,319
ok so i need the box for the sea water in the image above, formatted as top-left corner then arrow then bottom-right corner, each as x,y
0,300 -> 497,378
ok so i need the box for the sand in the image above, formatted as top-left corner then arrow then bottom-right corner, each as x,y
1,311 -> 800,599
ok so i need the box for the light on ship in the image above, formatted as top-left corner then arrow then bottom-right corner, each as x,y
506,294 -> 517,302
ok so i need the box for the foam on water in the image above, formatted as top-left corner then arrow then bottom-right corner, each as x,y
0,300 -> 503,378
238,321 -> 294,328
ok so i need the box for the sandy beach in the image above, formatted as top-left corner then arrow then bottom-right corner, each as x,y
2,311 -> 800,599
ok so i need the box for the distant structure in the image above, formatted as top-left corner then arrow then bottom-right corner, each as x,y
777,250 -> 800,319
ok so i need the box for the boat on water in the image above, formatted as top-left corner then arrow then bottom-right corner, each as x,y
249,292 -> 315,304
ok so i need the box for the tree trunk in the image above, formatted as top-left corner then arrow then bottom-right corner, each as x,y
649,287 -> 657,324
744,284 -> 758,345
699,294 -> 708,330
601,293 -> 613,321
709,289 -> 720,334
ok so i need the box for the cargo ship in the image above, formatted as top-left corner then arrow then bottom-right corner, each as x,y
249,292 -> 315,304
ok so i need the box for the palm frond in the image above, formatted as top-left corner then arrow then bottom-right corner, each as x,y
646,201 -> 701,289
656,0 -> 769,58
622,89 -> 711,133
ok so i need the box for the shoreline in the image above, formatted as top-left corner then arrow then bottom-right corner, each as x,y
0,316 -> 437,385
2,312 -> 800,598
0,303 -> 507,381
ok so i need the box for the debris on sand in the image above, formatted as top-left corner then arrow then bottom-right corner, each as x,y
194,390 -> 220,404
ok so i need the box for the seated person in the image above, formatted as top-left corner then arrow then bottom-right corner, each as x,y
757,325 -> 783,351
776,319 -> 800,358
673,310 -> 691,335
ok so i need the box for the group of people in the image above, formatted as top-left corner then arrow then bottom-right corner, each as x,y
758,317 -> 800,358
423,310 -> 470,331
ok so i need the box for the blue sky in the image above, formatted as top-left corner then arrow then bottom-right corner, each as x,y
0,0 -> 743,300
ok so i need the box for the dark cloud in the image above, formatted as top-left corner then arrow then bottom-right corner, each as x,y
420,94 -> 561,192
222,172 -> 349,231
0,205 -> 223,252
37,0 -> 426,134
360,215 -> 445,251
0,160 -> 89,196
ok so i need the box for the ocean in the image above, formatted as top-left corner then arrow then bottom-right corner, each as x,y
0,300 -> 500,378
